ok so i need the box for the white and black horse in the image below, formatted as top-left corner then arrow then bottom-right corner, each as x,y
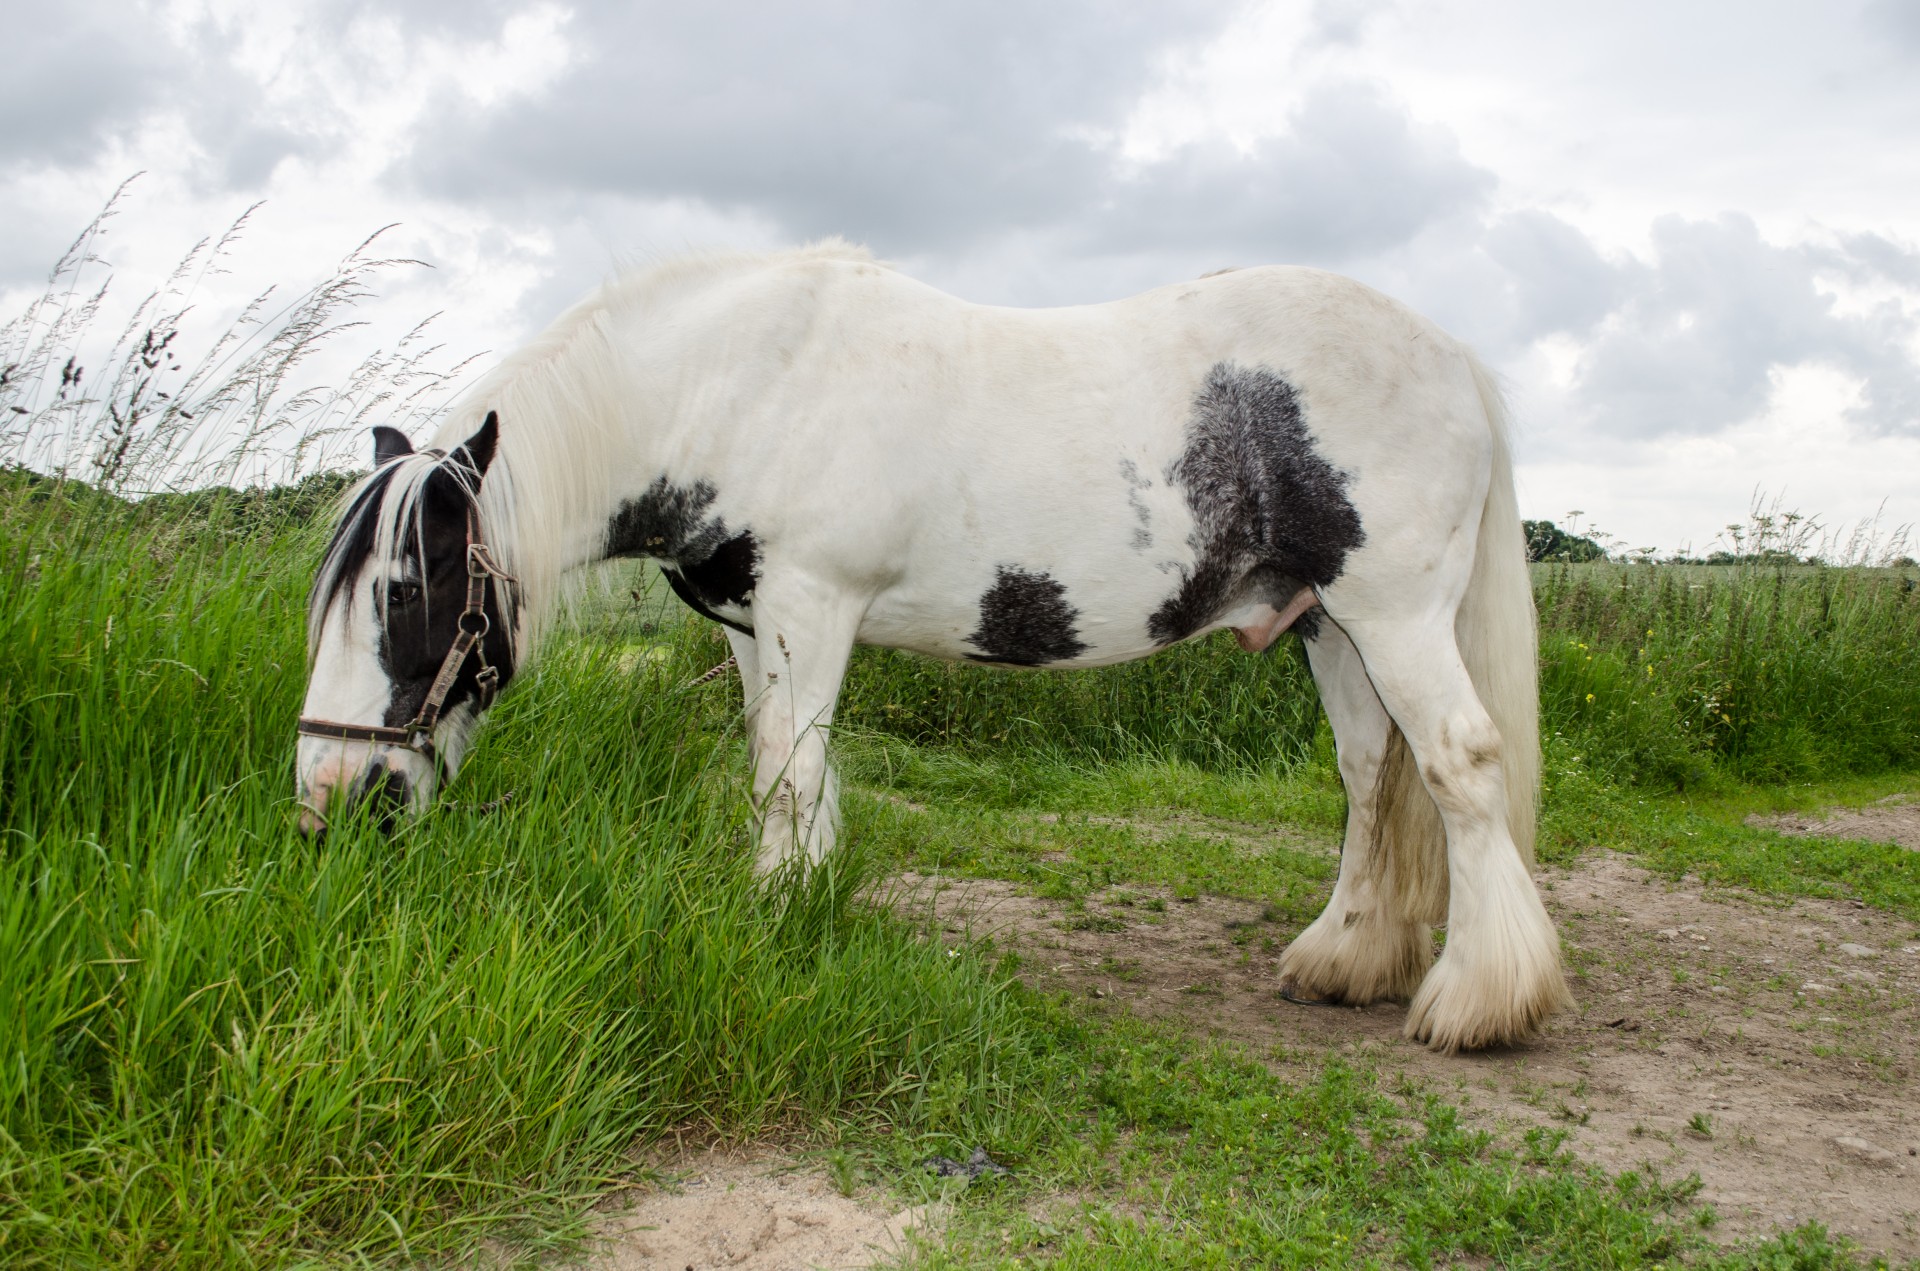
297,243 -> 1569,1052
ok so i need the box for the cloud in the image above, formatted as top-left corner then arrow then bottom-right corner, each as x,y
1572,213 -> 1920,438
1864,0 -> 1920,53
0,1 -> 175,166
1087,80 -> 1493,265
410,1 -> 1241,249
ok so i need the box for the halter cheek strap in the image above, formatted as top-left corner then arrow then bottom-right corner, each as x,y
298,505 -> 516,757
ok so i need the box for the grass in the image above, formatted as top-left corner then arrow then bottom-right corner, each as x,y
1539,739 -> 1920,922
901,1009 -> 1870,1270
7,485 -> 1917,1268
836,630 -> 1321,772
12,488 -> 1915,1267
1535,558 -> 1920,790
0,496 -> 1040,1267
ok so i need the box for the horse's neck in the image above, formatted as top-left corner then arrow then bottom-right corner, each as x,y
482,259 -> 766,588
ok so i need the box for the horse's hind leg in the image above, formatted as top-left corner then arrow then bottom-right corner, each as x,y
737,575 -> 863,875
1340,616 -> 1569,1052
1277,620 -> 1441,1005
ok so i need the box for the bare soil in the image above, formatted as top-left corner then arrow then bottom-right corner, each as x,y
1751,793 -> 1920,851
576,1146 -> 943,1270
891,851 -> 1920,1261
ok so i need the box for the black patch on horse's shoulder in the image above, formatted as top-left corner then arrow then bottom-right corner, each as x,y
606,477 -> 728,560
608,477 -> 760,634
964,566 -> 1088,666
1148,362 -> 1364,645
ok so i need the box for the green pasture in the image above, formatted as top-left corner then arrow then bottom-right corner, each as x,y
2,479 -> 1916,1268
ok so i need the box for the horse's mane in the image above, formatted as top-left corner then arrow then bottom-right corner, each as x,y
326,240 -> 884,660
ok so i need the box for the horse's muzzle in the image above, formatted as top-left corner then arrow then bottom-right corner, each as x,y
298,758 -> 415,837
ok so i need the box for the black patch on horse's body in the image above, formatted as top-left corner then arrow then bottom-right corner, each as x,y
964,566 -> 1088,666
607,477 -> 760,635
1148,363 -> 1364,645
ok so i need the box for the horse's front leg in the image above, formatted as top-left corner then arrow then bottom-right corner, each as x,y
738,575 -> 863,875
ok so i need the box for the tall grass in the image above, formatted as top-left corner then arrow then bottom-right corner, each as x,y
836,634 -> 1321,773
834,560 -> 1920,794
0,489 -> 1036,1268
1536,560 -> 1920,788
0,177 -> 475,491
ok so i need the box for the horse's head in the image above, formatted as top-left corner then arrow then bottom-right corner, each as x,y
296,412 -> 517,833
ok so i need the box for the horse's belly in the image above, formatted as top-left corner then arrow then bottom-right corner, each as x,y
857,571 -> 1196,669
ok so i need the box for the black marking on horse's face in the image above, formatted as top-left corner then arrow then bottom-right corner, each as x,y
607,477 -> 760,635
964,566 -> 1089,666
1119,458 -> 1154,551
372,466 -> 518,728
1148,363 -> 1364,645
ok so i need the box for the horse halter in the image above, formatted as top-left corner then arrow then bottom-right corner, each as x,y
297,504 -> 515,758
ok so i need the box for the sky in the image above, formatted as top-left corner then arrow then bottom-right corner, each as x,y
4,0 -> 1918,555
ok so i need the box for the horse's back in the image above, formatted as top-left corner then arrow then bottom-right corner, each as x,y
634,254 -> 1498,667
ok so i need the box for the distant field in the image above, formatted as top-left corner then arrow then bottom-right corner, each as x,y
3,479 -> 1916,1268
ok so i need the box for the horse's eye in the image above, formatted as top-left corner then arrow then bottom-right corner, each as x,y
387,581 -> 423,606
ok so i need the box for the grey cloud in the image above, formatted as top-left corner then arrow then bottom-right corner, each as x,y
410,1 -> 1239,249
0,2 -> 173,165
0,2 -> 319,190
0,0 -> 526,198
1355,208 -> 1630,364
1306,0 -> 1393,49
1574,213 -> 1920,438
1864,0 -> 1920,53
1824,230 -> 1920,289
1087,81 -> 1493,265
1479,210 -> 1627,340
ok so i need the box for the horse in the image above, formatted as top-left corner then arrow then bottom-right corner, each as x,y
295,242 -> 1570,1053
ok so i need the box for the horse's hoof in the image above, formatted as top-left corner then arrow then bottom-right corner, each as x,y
1277,983 -> 1341,1007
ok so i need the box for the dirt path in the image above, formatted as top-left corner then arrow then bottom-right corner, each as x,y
576,1147 -> 942,1270
1751,793 -> 1920,851
891,852 -> 1920,1261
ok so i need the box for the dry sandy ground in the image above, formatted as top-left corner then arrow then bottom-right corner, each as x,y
892,847 -> 1920,1263
1752,793 -> 1920,852
573,1147 -> 943,1270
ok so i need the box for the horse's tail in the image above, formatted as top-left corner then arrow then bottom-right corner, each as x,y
1458,351 -> 1541,868
1374,350 -> 1540,925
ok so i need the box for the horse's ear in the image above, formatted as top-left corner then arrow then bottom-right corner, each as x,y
372,425 -> 414,467
453,411 -> 499,483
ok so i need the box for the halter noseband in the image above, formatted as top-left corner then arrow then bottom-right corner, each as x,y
298,504 -> 515,758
